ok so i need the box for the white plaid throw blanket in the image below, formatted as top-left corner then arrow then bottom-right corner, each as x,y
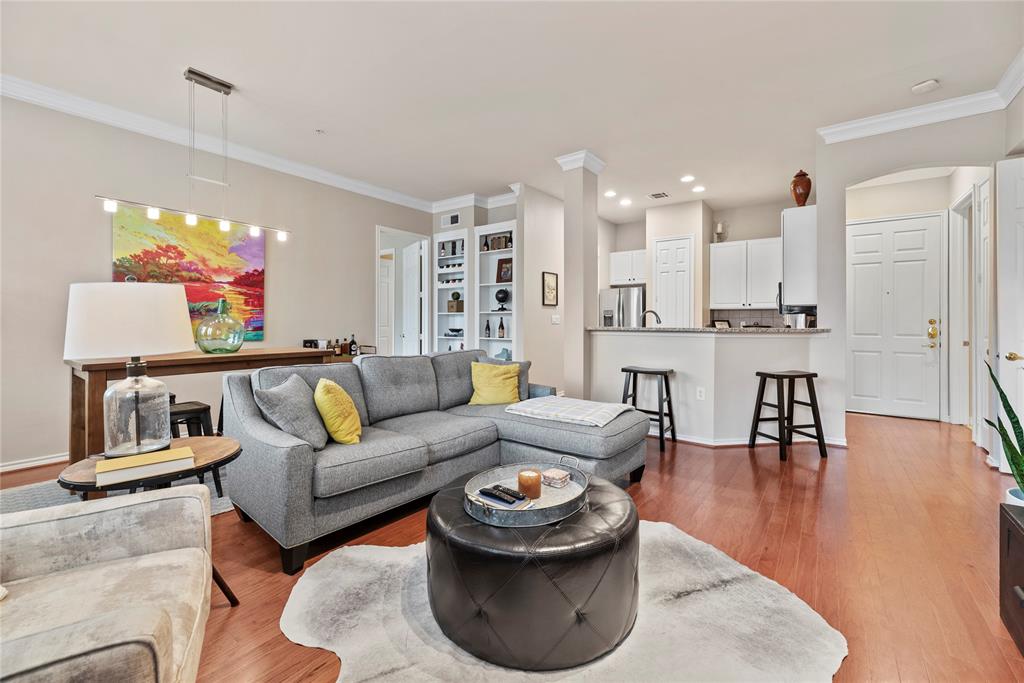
505,395 -> 632,427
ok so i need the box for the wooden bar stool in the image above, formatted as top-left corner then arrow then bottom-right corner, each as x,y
169,401 -> 215,438
621,366 -> 676,451
747,370 -> 827,461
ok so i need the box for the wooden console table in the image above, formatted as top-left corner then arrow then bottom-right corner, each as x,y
65,347 -> 333,465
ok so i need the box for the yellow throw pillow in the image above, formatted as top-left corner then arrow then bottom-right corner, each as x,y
314,378 -> 362,445
469,361 -> 521,405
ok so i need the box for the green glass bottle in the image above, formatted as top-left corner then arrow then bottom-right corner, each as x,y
195,298 -> 244,354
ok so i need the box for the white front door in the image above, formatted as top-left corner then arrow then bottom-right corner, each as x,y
975,178 -> 995,454
401,241 -> 421,355
653,236 -> 693,327
377,250 -> 394,355
846,214 -> 942,419
994,158 -> 1024,470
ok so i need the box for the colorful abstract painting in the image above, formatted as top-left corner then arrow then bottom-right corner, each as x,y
112,206 -> 265,340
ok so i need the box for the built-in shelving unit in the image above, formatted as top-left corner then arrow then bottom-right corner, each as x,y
474,220 -> 517,360
433,228 -> 471,352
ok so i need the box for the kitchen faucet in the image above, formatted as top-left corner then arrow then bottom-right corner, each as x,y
642,309 -> 662,326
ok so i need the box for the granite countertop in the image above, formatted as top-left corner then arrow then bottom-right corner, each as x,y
586,326 -> 830,334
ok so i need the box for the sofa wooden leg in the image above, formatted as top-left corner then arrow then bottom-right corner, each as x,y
629,465 -> 645,483
280,543 -> 309,575
233,504 -> 252,523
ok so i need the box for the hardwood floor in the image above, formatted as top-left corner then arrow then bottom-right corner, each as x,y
3,413 -> 1022,681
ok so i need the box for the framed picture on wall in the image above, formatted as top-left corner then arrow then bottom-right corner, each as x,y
542,272 -> 558,306
496,257 -> 513,283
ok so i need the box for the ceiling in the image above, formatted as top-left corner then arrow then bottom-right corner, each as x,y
2,2 -> 1020,222
849,167 -> 956,189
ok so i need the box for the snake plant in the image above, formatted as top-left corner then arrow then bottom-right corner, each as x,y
985,361 -> 1024,493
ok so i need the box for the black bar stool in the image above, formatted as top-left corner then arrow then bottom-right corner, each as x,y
621,366 -> 676,451
169,401 -> 215,438
747,370 -> 827,461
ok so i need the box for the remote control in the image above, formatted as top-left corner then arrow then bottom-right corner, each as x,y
478,487 -> 517,505
493,484 -> 527,501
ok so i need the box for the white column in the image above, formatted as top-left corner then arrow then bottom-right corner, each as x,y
556,150 -> 605,399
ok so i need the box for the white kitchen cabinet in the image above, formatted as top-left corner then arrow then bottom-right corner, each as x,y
710,238 -> 782,309
709,242 -> 746,308
746,238 -> 783,308
781,206 -> 817,306
609,249 -> 646,285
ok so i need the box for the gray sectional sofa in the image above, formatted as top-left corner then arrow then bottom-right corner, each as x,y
222,349 -> 649,573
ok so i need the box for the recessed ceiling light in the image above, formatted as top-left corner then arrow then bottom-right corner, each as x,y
604,190 -> 617,198
692,185 -> 705,193
619,198 -> 632,207
680,175 -> 695,183
910,79 -> 940,95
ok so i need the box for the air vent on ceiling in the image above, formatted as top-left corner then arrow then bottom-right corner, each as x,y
647,192 -> 670,200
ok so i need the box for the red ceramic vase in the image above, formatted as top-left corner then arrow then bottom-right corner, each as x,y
791,170 -> 811,207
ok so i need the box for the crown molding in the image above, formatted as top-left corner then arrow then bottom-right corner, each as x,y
997,46 -> 1024,106
818,48 -> 1024,145
430,194 -> 478,214
1,74 -> 436,213
508,182 -> 523,196
486,192 -> 517,208
555,149 -> 606,174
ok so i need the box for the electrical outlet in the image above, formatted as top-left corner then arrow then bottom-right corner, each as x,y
551,314 -> 561,325
696,386 -> 706,401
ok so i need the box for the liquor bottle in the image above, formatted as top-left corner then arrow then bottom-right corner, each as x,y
349,334 -> 358,355
334,338 -> 342,355
498,317 -> 505,339
448,344 -> 452,351
440,243 -> 446,257
481,238 -> 489,252
484,319 -> 491,338
342,337 -> 349,354
460,342 -> 464,350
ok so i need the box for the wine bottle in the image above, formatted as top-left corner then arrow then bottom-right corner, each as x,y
498,317 -> 505,339
484,319 -> 491,338
440,243 -> 446,257
349,334 -> 358,355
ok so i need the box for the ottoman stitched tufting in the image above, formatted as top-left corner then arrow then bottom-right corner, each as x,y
426,474 -> 640,671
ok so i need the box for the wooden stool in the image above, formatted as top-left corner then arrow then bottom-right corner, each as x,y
747,370 -> 827,461
169,401 -> 214,438
621,366 -> 676,452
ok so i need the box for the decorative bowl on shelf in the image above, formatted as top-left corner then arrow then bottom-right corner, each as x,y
448,328 -> 464,336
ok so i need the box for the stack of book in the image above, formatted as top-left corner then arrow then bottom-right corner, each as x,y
95,447 -> 196,487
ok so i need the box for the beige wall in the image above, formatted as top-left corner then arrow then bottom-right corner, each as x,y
614,220 -> 645,250
710,199 -> 789,242
1008,89 -> 1024,156
845,175 -> 951,221
597,216 -> 615,289
644,200 -> 709,326
519,185 -> 565,390
949,166 -> 993,203
0,99 -> 432,466
813,108 -> 1007,447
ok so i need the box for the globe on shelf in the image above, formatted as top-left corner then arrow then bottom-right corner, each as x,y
195,298 -> 245,354
494,288 -> 510,311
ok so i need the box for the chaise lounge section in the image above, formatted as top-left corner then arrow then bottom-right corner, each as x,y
222,350 -> 649,573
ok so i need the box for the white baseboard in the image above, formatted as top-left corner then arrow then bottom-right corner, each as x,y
1,452 -> 69,473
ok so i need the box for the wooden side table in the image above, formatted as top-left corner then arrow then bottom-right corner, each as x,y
57,436 -> 243,607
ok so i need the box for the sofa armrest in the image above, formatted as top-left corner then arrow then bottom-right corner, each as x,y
222,372 -> 316,548
528,383 -> 557,398
0,485 -> 210,583
1,607 -> 175,683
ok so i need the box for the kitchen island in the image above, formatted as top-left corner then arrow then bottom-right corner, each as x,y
587,327 -> 832,446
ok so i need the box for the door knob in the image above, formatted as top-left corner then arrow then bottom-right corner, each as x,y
922,342 -> 937,349
927,325 -> 939,340
1007,352 -> 1023,362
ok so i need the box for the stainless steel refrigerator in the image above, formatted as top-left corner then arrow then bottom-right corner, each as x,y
599,285 -> 646,328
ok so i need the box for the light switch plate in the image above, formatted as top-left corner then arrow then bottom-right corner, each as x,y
696,387 -> 706,401
551,314 -> 561,325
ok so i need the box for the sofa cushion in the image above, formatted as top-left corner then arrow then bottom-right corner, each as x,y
430,350 -> 486,410
253,363 -> 369,426
469,362 -> 521,405
314,379 -> 362,445
355,356 -> 440,423
0,547 -> 209,683
253,374 -> 329,450
480,357 -> 531,401
373,411 -> 498,465
446,403 -> 650,459
313,426 -> 429,498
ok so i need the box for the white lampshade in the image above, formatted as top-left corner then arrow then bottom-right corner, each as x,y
63,283 -> 196,359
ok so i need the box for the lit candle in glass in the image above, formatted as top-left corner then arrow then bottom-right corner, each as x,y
518,469 -> 542,499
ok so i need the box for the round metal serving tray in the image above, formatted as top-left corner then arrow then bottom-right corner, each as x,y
463,456 -> 589,528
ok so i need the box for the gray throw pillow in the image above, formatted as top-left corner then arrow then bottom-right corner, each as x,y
253,373 -> 329,450
481,358 -> 531,401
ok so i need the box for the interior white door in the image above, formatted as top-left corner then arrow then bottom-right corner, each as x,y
377,251 -> 394,355
846,214 -> 942,419
401,241 -> 421,355
976,178 -> 994,455
746,238 -> 783,309
994,159 -> 1024,470
709,241 -> 746,308
653,237 -> 693,327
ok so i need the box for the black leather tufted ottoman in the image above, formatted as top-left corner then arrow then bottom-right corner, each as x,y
426,474 -> 639,671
